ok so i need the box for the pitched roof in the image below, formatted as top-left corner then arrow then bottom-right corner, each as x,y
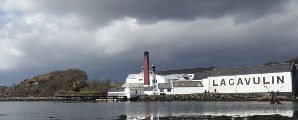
158,83 -> 172,89
108,87 -> 126,92
143,86 -> 157,91
156,67 -> 215,75
127,74 -> 141,79
193,71 -> 211,80
163,75 -> 180,80
172,81 -> 203,87
210,63 -> 294,77
122,83 -> 144,89
163,74 -> 190,80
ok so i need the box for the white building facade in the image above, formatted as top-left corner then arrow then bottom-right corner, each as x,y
201,63 -> 298,95
108,63 -> 298,99
108,66 -> 215,99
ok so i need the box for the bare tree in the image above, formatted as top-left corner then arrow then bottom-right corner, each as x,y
263,61 -> 280,65
284,56 -> 298,64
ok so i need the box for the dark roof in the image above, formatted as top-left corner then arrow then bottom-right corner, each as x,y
158,83 -> 172,89
108,87 -> 126,92
143,86 -> 157,91
156,67 -> 215,75
172,81 -> 203,87
210,63 -> 294,77
193,71 -> 211,80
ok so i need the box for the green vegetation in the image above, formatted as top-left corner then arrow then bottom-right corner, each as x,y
0,69 -> 122,97
75,91 -> 100,94
86,78 -> 112,93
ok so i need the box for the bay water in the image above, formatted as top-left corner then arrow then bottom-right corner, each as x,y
0,101 -> 297,120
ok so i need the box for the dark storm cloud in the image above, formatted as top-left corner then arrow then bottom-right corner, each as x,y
1,0 -> 297,86
36,0 -> 289,25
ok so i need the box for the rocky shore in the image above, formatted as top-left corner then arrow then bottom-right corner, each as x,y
0,93 -> 295,102
0,97 -> 63,101
138,93 -> 294,101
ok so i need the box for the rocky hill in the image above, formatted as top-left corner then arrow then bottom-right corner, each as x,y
1,69 -> 88,97
0,86 -> 8,92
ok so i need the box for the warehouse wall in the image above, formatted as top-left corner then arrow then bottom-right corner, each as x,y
208,72 -> 292,93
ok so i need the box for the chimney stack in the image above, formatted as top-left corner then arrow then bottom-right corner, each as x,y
141,66 -> 144,73
144,51 -> 150,86
151,65 -> 156,74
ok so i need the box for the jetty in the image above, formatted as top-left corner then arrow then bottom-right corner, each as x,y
56,93 -> 127,102
0,93 -> 127,102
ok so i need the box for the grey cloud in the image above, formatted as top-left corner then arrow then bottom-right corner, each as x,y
34,0 -> 289,26
0,0 -> 297,86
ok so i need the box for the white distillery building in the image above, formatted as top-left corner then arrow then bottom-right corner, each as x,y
107,51 -> 214,99
107,66 -> 215,99
108,51 -> 298,99
156,63 -> 298,96
196,63 -> 298,95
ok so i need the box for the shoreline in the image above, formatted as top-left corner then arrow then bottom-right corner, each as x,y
0,93 -> 297,102
0,97 -> 64,101
138,93 -> 296,102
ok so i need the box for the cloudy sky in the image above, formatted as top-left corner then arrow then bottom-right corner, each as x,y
1,0 -> 298,86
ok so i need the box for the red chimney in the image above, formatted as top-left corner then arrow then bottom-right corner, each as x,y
144,51 -> 150,86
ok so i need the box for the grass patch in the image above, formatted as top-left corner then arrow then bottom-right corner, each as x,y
75,91 -> 103,94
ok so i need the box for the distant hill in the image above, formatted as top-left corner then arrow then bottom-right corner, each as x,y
1,69 -> 88,97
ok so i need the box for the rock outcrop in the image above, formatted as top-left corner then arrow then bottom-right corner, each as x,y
1,69 -> 88,97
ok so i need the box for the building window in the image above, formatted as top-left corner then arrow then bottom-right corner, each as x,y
160,89 -> 164,92
167,89 -> 171,92
152,79 -> 157,83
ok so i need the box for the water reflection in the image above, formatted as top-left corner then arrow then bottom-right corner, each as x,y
0,101 -> 297,119
145,101 -> 151,119
123,101 -> 296,120
121,114 -> 294,120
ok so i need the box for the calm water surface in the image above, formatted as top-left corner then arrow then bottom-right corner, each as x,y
0,101 -> 297,120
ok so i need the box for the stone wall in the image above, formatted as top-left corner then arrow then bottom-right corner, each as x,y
138,93 -> 294,101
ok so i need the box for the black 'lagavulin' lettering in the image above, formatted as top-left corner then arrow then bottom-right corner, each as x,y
212,76 -> 285,86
